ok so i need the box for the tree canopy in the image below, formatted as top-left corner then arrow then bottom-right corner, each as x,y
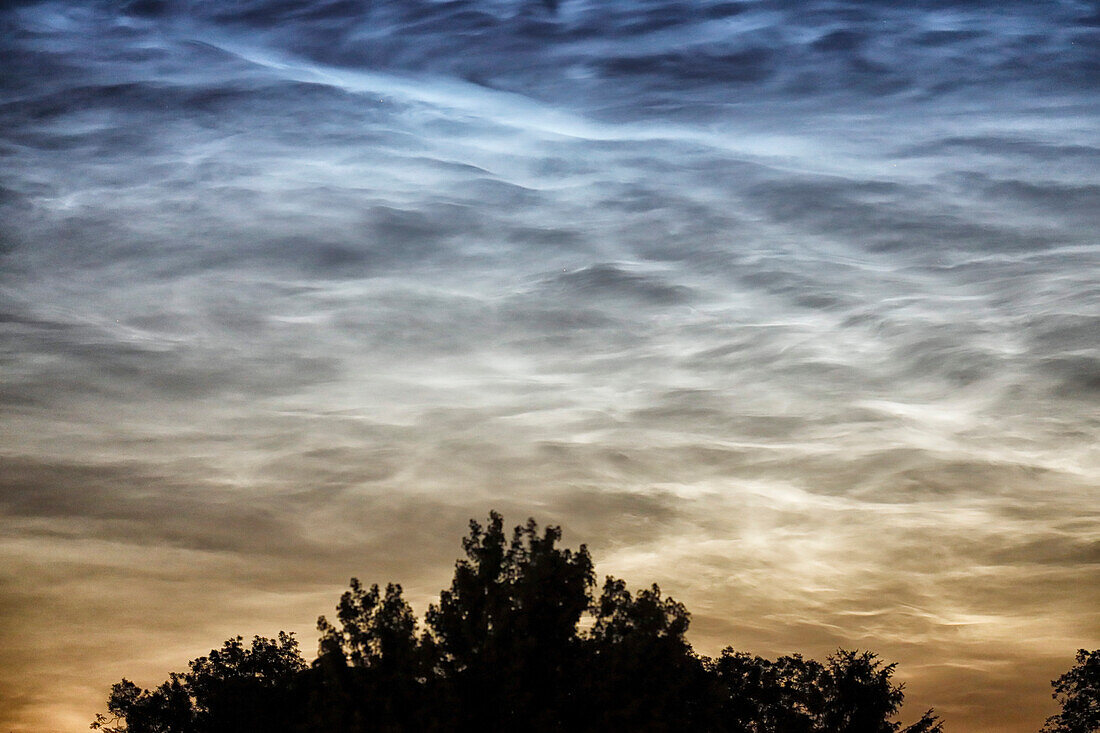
91,511 -> 990,732
1042,649 -> 1100,733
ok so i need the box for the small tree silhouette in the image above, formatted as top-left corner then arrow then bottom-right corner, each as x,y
92,633 -> 305,733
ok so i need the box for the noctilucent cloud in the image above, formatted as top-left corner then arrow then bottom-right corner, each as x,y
1,1 -> 1097,730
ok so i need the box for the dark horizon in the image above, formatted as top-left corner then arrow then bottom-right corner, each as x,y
1,1 -> 1098,731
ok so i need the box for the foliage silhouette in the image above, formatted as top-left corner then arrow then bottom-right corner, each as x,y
424,513 -> 595,730
710,649 -> 942,733
92,632 -> 306,733
1042,649 -> 1100,733
94,512 -> 951,732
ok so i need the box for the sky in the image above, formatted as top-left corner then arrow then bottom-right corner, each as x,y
0,0 -> 1098,730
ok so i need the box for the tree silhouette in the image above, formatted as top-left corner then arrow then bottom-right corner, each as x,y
821,649 -> 942,733
579,577 -> 714,729
91,677 -> 192,733
712,650 -> 828,733
187,633 -> 306,733
424,512 -> 594,730
314,580 -> 425,731
92,512 -> 952,733
92,633 -> 306,733
710,649 -> 943,733
1042,649 -> 1100,733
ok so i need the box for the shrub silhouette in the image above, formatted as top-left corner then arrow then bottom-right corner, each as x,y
94,511 -> 950,732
